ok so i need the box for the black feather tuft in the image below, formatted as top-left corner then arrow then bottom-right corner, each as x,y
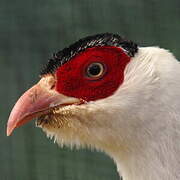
40,33 -> 138,75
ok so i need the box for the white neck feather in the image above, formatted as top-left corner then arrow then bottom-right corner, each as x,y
43,47 -> 180,180
106,47 -> 180,180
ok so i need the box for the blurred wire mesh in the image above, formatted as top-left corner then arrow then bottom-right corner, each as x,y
0,0 -> 180,179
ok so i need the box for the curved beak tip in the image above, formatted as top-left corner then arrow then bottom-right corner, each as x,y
6,121 -> 15,136
7,128 -> 12,136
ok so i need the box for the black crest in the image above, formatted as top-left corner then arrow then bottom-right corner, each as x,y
40,33 -> 138,75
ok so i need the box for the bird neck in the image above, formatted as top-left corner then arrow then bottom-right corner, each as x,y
106,104 -> 180,180
106,47 -> 180,180
113,139 -> 179,180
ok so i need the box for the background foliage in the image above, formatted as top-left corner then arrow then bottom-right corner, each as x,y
0,0 -> 180,179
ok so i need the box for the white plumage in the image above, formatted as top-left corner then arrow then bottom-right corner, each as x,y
7,43 -> 180,180
41,47 -> 180,180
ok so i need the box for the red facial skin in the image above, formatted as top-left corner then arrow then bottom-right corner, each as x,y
55,46 -> 131,101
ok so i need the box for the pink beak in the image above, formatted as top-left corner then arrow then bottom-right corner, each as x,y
7,76 -> 80,136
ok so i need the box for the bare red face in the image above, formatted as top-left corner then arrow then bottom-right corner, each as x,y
55,46 -> 131,101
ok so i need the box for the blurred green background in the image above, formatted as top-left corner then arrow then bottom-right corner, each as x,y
0,0 -> 180,180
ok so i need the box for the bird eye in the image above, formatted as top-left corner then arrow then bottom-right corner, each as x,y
86,62 -> 105,79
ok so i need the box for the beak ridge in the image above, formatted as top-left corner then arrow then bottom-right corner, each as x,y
7,79 -> 80,136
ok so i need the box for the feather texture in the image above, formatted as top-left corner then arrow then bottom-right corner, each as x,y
39,47 -> 180,180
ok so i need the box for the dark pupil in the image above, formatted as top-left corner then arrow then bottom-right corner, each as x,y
88,64 -> 101,76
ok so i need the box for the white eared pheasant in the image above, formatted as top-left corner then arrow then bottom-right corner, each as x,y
7,33 -> 180,180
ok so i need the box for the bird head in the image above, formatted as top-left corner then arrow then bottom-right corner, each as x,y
7,32 -> 180,180
7,33 -> 169,154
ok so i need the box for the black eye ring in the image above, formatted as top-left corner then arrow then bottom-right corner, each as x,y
86,62 -> 106,79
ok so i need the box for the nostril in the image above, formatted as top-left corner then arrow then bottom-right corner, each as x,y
50,84 -> 55,90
